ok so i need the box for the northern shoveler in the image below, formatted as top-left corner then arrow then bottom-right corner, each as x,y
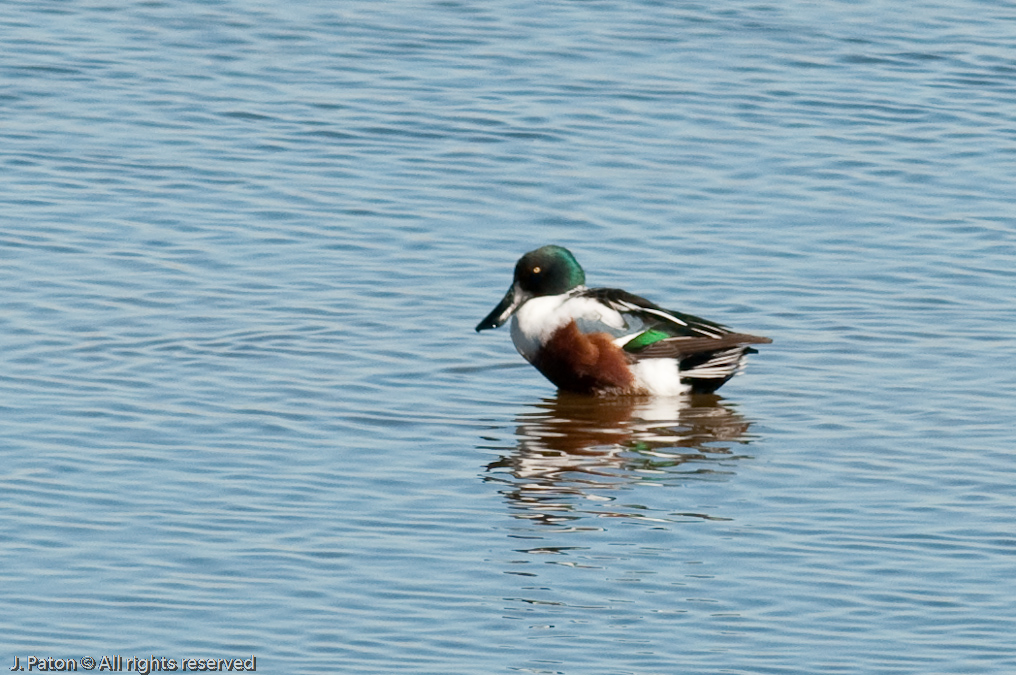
475,245 -> 771,396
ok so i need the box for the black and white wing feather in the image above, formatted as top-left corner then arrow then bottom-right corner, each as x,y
579,287 -> 771,393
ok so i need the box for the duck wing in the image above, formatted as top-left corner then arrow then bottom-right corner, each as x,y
581,288 -> 768,347
580,288 -> 771,393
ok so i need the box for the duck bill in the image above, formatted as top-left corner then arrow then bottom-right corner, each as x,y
475,283 -> 526,331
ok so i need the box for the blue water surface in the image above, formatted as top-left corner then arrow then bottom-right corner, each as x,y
2,1 -> 1015,673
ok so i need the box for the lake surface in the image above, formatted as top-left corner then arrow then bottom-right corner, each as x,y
2,1 -> 1015,673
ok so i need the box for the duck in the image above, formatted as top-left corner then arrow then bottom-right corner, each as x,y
475,245 -> 771,396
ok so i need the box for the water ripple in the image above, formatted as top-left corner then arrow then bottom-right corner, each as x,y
2,0 -> 1016,673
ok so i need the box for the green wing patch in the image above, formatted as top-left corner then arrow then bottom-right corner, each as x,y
622,329 -> 671,352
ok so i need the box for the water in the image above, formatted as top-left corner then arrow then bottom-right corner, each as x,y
2,1 -> 1015,673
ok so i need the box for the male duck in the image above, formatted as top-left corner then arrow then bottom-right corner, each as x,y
476,245 -> 771,396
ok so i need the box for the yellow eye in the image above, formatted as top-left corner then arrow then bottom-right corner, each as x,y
533,266 -> 541,274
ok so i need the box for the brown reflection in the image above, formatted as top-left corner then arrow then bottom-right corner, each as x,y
485,393 -> 758,526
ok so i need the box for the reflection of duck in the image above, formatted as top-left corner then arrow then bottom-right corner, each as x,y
485,393 -> 757,526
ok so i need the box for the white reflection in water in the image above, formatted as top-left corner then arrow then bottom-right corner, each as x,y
485,393 -> 760,527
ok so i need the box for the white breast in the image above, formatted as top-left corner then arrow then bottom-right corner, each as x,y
509,291 -> 630,363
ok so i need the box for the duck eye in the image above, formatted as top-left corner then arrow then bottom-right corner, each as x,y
532,266 -> 541,274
